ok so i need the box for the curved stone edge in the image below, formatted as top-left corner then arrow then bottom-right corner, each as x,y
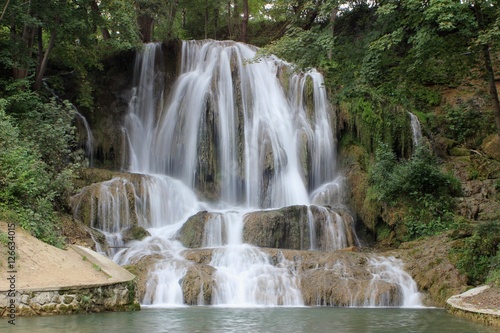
0,245 -> 140,317
68,245 -> 136,286
447,285 -> 500,327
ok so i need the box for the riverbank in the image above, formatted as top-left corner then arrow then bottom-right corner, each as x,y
447,285 -> 500,327
0,221 -> 139,317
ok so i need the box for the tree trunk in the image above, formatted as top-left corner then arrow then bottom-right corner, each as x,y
328,7 -> 338,60
474,1 -> 500,136
90,1 -> 111,40
227,1 -> 232,38
138,15 -> 153,42
36,27 -> 43,74
214,5 -> 219,39
241,0 -> 248,43
0,0 -> 11,21
204,0 -> 208,40
12,24 -> 35,80
166,0 -> 179,40
33,29 -> 56,91
482,44 -> 500,136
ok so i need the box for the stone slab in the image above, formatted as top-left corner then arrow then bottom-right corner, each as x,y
447,285 -> 500,317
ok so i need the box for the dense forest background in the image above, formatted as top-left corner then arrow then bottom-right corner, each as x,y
0,0 -> 499,288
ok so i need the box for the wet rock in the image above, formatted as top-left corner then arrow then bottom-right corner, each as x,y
71,175 -> 145,230
122,226 -> 151,242
243,206 -> 310,250
177,205 -> 357,251
183,248 -> 214,264
244,205 -> 357,251
177,211 -> 224,248
123,254 -> 163,302
182,264 -> 215,305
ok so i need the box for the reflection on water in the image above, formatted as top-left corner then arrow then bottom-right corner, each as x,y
2,307 -> 499,333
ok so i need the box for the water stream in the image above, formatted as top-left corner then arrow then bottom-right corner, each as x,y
74,40 -> 422,307
409,112 -> 423,147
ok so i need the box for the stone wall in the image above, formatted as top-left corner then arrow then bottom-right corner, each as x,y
0,281 -> 140,317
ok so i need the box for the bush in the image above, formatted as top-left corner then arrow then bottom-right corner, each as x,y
487,248 -> 500,287
368,143 -> 461,240
444,103 -> 495,145
0,108 -> 60,245
0,83 -> 82,246
453,221 -> 500,286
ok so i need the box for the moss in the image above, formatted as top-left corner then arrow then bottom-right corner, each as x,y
449,147 -> 469,157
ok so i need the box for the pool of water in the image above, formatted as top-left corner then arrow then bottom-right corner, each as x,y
2,307 -> 499,333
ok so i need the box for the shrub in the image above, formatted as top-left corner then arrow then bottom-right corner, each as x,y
0,83 -> 81,246
453,221 -> 500,286
368,143 -> 461,240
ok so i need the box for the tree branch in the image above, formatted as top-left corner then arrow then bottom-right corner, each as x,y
0,0 -> 11,21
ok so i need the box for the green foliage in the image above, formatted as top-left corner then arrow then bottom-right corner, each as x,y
454,221 -> 500,286
339,87 -> 413,156
368,143 -> 460,240
0,232 -> 8,246
443,103 -> 495,145
0,80 -> 81,246
262,27 -> 335,70
486,248 -> 500,287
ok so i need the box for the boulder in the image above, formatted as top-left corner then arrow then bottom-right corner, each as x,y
182,264 -> 215,305
177,205 -> 357,251
243,205 -> 357,251
481,134 -> 500,161
243,205 -> 309,250
177,211 -> 224,248
122,226 -> 151,243
71,175 -> 144,230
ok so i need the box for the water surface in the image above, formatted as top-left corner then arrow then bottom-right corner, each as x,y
2,307 -> 499,333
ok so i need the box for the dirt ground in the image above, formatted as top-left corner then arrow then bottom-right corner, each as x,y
0,221 -> 109,290
463,287 -> 500,309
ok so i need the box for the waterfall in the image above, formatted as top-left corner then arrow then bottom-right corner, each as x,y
42,79 -> 94,167
362,257 -> 422,307
409,112 -> 423,147
75,112 -> 94,168
75,40 -> 421,308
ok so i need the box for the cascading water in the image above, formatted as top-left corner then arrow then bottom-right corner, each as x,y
409,112 -> 423,147
74,40 -> 422,307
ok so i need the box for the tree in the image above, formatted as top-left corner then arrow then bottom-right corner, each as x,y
0,0 -> 141,93
242,0 -> 249,42
471,0 -> 500,137
368,0 -> 500,136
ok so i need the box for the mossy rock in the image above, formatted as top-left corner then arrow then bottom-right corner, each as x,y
122,226 -> 151,242
449,147 -> 469,157
177,211 -> 222,248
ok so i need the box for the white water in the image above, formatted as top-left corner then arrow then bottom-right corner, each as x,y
78,40 -> 421,308
409,112 -> 423,147
362,256 -> 422,307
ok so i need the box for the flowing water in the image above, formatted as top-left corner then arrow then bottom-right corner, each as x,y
409,112 -> 423,147
73,40 -> 422,307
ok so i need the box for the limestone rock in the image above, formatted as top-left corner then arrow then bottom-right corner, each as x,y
481,134 -> 500,161
122,226 -> 151,243
243,205 -> 309,250
182,264 -> 215,305
71,175 -> 144,230
177,211 -> 224,248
